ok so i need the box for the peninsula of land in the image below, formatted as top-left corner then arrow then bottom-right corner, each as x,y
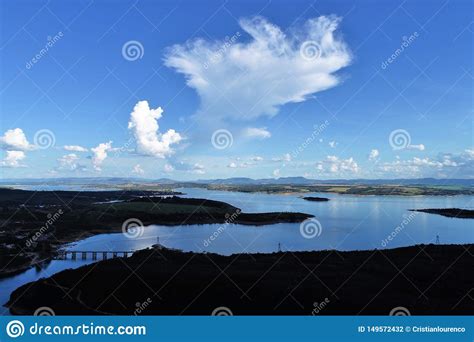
410,208 -> 474,219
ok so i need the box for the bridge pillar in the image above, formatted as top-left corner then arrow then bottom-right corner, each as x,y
112,252 -> 117,258
123,252 -> 128,258
71,252 -> 76,260
82,252 -> 87,260
92,252 -> 97,260
102,252 -> 107,260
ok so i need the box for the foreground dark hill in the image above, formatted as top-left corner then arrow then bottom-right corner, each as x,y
7,244 -> 473,315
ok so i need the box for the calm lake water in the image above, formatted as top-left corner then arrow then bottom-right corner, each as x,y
1,187 -> 473,313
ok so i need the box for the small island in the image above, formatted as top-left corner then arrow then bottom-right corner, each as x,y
409,208 -> 474,219
302,196 -> 330,202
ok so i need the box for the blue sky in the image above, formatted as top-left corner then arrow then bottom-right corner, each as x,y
0,0 -> 472,180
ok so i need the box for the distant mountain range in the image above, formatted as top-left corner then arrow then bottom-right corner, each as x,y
196,177 -> 474,186
1,177 -> 473,187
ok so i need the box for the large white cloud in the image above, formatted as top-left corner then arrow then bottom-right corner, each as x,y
91,141 -> 112,171
164,15 -> 351,123
0,128 -> 33,150
1,151 -> 25,167
128,101 -> 182,158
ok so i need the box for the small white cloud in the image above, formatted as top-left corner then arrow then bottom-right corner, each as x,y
251,156 -> 263,161
64,145 -> 88,152
464,148 -> 474,158
165,15 -> 351,123
369,149 -> 379,161
132,164 -> 145,175
273,169 -> 281,178
377,150 -> 474,178
168,160 -> 205,174
58,153 -> 80,171
192,163 -> 205,174
164,163 -> 175,173
407,144 -> 425,151
243,127 -> 271,139
227,161 -> 253,168
128,100 -> 182,158
378,157 -> 437,176
328,141 -> 337,148
0,128 -> 32,150
272,153 -> 292,163
316,155 -> 359,174
1,150 -> 25,167
91,141 -> 112,171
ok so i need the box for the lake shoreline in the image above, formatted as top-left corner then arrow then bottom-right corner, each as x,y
0,189 -> 313,278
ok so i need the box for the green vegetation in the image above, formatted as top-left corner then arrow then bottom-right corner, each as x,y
202,184 -> 474,196
46,180 -> 473,196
